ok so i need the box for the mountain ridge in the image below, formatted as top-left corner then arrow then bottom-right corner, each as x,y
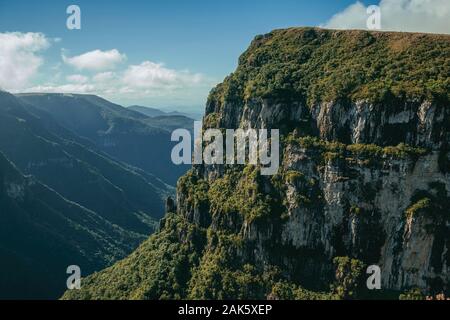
17,93 -> 191,185
0,150 -> 141,299
0,90 -> 178,298
128,105 -> 202,120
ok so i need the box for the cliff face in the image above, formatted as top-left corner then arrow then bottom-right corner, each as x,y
63,28 -> 449,300
185,28 -> 450,294
198,96 -> 449,293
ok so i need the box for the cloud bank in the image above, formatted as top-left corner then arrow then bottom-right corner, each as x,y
66,74 -> 89,84
25,57 -> 210,102
0,32 -> 50,90
62,49 -> 126,71
323,0 -> 450,34
123,61 -> 203,90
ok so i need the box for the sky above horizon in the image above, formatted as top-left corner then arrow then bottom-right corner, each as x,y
0,0 -> 449,113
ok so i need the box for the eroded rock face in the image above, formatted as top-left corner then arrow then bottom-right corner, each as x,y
282,147 -> 448,291
179,97 -> 449,293
208,98 -> 448,149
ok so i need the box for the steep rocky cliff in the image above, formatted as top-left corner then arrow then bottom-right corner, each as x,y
63,27 -> 449,300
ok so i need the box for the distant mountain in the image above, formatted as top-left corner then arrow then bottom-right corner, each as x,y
0,90 -> 177,298
17,94 -> 191,185
128,105 -> 202,120
143,115 -> 195,134
128,105 -> 166,117
0,151 -> 140,299
1,91 -> 171,232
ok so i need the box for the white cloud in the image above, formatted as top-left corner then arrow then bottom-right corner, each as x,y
92,71 -> 115,82
8,36 -> 213,106
24,83 -> 96,94
62,49 -> 126,71
66,74 -> 89,84
27,60 -> 211,102
323,2 -> 368,30
0,32 -> 50,90
323,0 -> 450,34
122,61 -> 203,90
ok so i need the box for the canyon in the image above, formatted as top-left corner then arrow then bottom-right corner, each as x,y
63,27 -> 449,299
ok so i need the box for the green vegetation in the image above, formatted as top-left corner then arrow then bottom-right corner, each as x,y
285,134 -> 427,164
268,282 -> 337,300
208,27 -> 449,107
406,183 -> 450,220
61,210 -> 338,300
350,205 -> 362,215
286,135 -> 346,153
405,198 -> 432,219
180,165 -> 274,223
284,170 -> 320,207
62,213 -> 206,300
188,232 -> 264,299
178,170 -> 209,208
348,143 -> 427,159
404,183 -> 450,237
203,112 -> 221,128
399,288 -> 424,300
284,169 -> 304,184
332,256 -> 365,299
277,168 -> 322,209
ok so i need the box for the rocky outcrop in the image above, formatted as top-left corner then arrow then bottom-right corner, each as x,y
207,98 -> 448,150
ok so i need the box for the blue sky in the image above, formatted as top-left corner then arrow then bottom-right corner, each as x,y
0,0 -> 448,112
